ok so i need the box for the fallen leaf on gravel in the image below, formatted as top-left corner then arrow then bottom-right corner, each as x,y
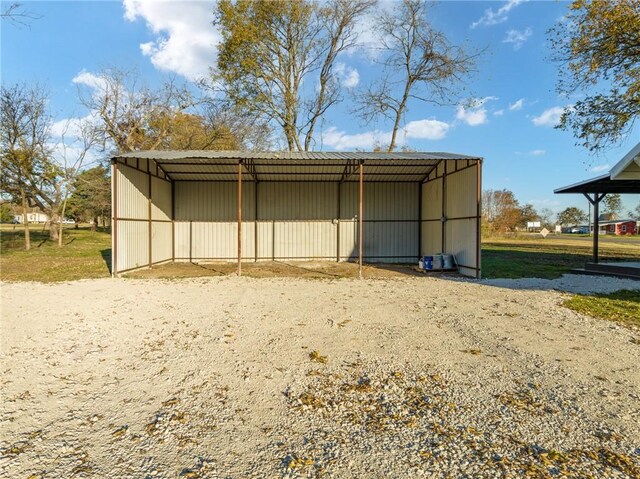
309,350 -> 328,363
461,348 -> 482,355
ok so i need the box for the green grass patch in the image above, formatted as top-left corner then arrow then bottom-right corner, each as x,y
0,226 -> 111,282
563,290 -> 640,328
482,238 -> 639,279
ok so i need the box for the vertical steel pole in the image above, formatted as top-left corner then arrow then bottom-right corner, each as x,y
148,165 -> 152,268
417,181 -> 422,261
442,161 -> 447,254
593,194 -> 600,264
476,160 -> 482,279
171,180 -> 175,263
254,180 -> 258,262
359,160 -> 363,279
238,161 -> 242,276
337,182 -> 341,262
112,161 -> 118,276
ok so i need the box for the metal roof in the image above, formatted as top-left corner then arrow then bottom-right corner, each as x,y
610,142 -> 640,180
554,174 -> 640,194
113,150 -> 481,182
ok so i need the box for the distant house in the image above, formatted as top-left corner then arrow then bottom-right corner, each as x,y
13,211 -> 49,224
596,219 -> 638,235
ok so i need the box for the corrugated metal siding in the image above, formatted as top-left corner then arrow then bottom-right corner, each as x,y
152,222 -> 172,263
340,183 -> 418,220
175,182 -> 255,221
117,164 -> 148,219
259,183 -> 336,220
444,164 -> 479,277
446,167 -> 477,218
421,180 -> 442,256
151,177 -> 172,221
446,218 -> 477,276
174,221 -> 256,261
117,220 -> 149,271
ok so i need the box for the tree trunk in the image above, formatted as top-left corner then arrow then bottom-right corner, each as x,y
21,190 -> 30,251
49,213 -> 60,241
92,216 -> 98,231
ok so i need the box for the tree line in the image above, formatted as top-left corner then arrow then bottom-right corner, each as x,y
483,189 -> 640,235
1,0 -> 639,249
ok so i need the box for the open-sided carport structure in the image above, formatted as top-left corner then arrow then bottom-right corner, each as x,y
111,151 -> 483,278
555,142 -> 640,278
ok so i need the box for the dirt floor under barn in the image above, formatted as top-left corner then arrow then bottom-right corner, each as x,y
1,274 -> 639,478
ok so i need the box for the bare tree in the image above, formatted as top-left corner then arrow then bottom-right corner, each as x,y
214,0 -> 373,151
0,84 -> 50,249
1,2 -> 41,28
354,0 -> 478,151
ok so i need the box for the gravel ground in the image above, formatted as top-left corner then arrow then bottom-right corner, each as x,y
1,274 -> 639,478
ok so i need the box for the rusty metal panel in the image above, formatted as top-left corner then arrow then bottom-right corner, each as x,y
152,222 -> 172,263
117,164 -> 148,219
117,220 -> 149,271
151,177 -> 172,221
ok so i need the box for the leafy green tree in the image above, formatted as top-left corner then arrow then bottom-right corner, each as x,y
550,0 -> 640,152
66,165 -> 110,229
0,203 -> 14,222
482,189 -> 522,233
557,206 -> 588,226
214,0 -> 373,151
518,204 -> 539,228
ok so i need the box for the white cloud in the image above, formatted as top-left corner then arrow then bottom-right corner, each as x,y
72,71 -> 108,92
471,0 -> 526,29
509,98 -> 524,111
50,114 -> 92,139
403,119 -> 450,140
322,118 -> 450,150
493,109 -> 504,116
529,149 -> 545,156
455,97 -> 497,126
503,27 -> 533,50
590,164 -> 610,173
123,0 -> 220,80
334,63 -> 360,89
532,106 -> 566,127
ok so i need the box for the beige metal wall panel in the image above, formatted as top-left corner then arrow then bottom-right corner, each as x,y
174,221 -> 190,259
259,182 -> 337,220
117,164 -> 149,219
445,218 -> 478,277
175,182 -> 255,221
117,220 -> 149,272
421,222 -> 442,256
421,180 -> 442,219
271,221 -> 336,259
421,180 -> 443,255
173,221 -> 256,260
340,183 -> 418,220
151,177 -> 172,221
152,222 -> 173,263
339,220 -> 358,260
364,221 -> 418,261
445,166 -> 477,219
256,221 -> 273,260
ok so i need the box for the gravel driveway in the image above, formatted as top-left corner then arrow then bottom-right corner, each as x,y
1,275 -> 639,478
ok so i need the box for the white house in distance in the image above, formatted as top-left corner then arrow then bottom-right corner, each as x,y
14,212 -> 49,223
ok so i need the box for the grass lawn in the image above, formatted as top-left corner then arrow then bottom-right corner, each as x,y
482,235 -> 640,279
563,290 -> 640,329
0,225 -> 111,282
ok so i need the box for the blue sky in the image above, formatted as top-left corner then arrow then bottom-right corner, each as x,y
2,0 -> 639,215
